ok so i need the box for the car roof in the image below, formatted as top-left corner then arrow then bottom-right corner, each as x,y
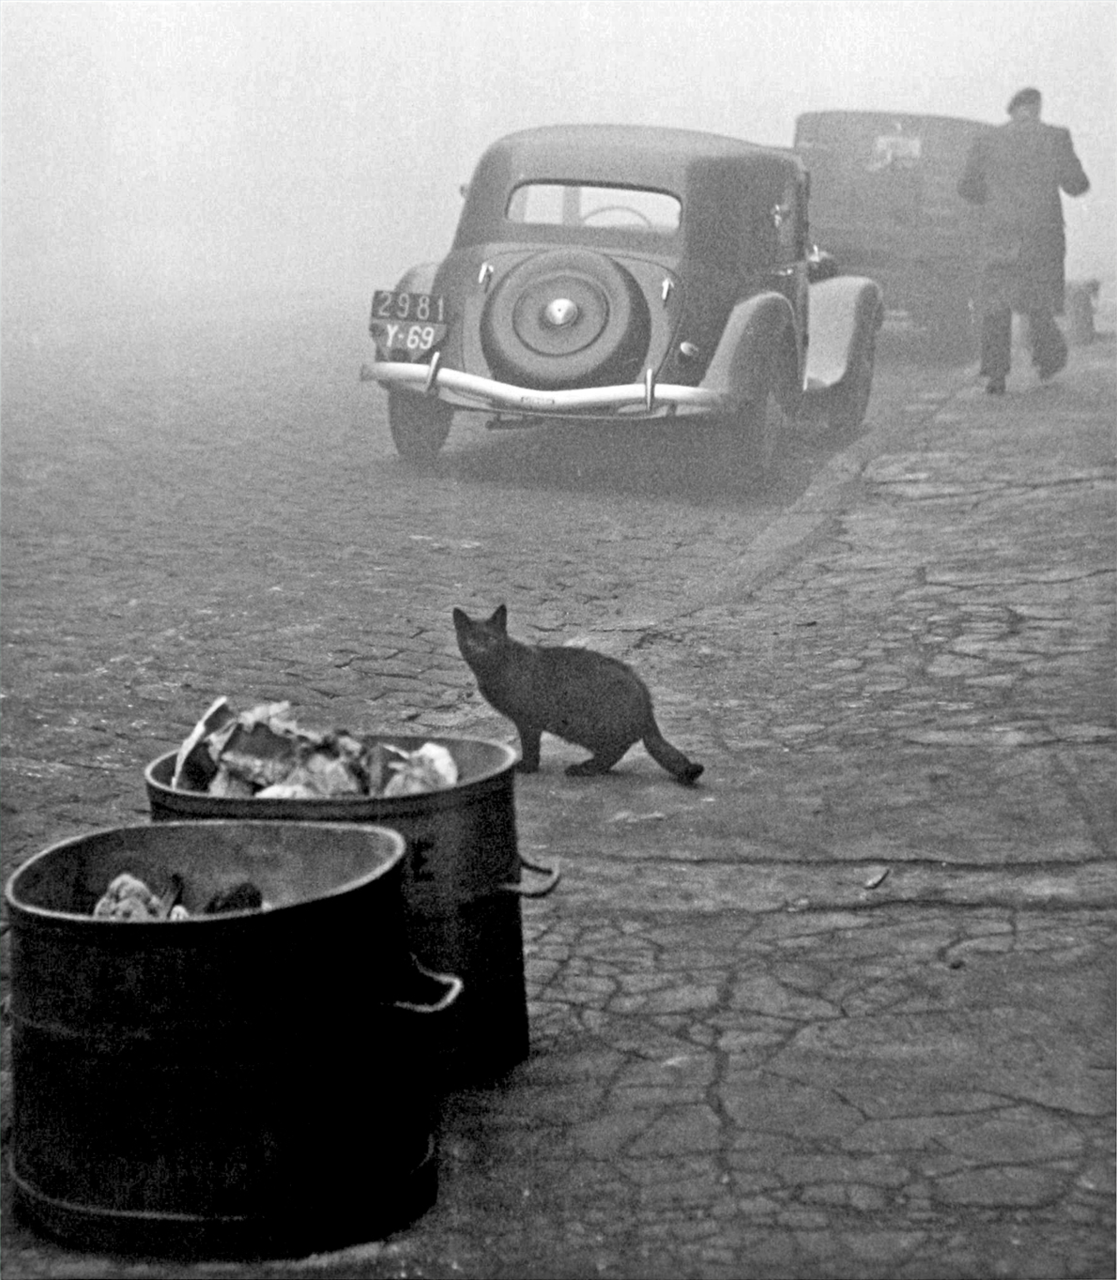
483,124 -> 791,186
452,124 -> 805,262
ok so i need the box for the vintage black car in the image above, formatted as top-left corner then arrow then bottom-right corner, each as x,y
362,125 -> 883,472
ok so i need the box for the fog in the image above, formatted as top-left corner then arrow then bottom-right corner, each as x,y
3,0 -> 1114,336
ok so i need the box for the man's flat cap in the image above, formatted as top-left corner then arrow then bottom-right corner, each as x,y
1007,87 -> 1041,113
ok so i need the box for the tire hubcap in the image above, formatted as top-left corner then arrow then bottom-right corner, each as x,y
511,274 -> 608,356
543,297 -> 580,328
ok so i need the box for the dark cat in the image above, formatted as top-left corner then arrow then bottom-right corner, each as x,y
453,604 -> 704,785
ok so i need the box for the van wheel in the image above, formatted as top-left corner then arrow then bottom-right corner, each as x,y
828,327 -> 876,434
388,392 -> 453,464
924,294 -> 977,360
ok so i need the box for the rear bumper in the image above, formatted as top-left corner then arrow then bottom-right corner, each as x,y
360,358 -> 727,419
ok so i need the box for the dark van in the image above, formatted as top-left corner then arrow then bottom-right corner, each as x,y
794,110 -> 993,350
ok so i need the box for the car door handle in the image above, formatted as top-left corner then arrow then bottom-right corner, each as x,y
771,266 -> 797,277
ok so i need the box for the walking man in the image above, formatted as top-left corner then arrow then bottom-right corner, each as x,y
958,87 -> 1090,394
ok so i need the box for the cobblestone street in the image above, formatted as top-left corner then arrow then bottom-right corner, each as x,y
1,300 -> 1113,1279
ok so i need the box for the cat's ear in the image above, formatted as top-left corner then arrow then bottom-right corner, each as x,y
491,603 -> 508,631
452,608 -> 469,628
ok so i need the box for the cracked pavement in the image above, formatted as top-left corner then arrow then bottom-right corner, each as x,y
1,309 -> 1114,1279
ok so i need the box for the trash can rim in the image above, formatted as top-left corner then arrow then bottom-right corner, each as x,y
143,733 -> 520,803
4,819 -> 407,924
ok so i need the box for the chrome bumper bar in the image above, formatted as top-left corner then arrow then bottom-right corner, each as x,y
360,358 -> 727,417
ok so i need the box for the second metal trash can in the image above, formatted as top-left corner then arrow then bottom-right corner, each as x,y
145,734 -> 560,1084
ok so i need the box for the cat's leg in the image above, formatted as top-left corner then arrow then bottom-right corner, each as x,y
566,744 -> 629,776
516,725 -> 543,772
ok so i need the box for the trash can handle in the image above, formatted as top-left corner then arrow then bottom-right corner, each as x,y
501,854 -> 561,898
393,957 -> 464,1014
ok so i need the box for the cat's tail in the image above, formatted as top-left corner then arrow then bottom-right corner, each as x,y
643,724 -> 704,785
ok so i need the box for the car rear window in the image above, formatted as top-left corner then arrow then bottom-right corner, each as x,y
506,183 -> 681,232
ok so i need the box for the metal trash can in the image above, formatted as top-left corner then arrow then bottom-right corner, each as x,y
5,821 -> 460,1257
144,736 -> 560,1084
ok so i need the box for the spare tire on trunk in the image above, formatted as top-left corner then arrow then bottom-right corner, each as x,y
481,249 -> 650,389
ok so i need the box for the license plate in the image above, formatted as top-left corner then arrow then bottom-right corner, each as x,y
369,318 -> 448,361
371,289 -> 448,323
369,290 -> 449,361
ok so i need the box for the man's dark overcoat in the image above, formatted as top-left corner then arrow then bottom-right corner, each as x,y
958,117 -> 1089,314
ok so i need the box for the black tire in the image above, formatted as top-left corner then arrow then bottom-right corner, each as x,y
827,326 -> 877,434
388,391 -> 453,464
703,345 -> 792,490
481,249 -> 650,390
738,347 -> 793,480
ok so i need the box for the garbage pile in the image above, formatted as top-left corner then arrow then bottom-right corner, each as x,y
94,873 -> 190,921
93,872 -> 268,920
170,698 -> 459,800
93,702 -> 463,922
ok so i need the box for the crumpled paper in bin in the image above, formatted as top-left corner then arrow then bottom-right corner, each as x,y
170,698 -> 458,799
94,872 -> 188,921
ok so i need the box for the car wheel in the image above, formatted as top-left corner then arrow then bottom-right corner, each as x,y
388,391 -> 453,464
827,326 -> 876,434
737,348 -> 793,480
482,249 -> 650,390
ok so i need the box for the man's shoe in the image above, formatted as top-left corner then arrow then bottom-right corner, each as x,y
1037,355 -> 1066,382
986,377 -> 1006,395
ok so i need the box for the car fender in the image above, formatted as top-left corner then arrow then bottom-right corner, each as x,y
698,292 -> 800,409
392,262 -> 441,295
804,276 -> 884,392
